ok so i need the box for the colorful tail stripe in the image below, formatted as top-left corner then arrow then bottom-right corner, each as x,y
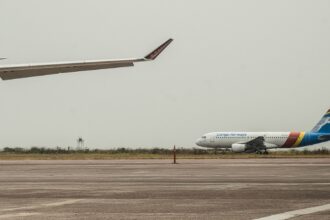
282,132 -> 306,148
292,132 -> 305,147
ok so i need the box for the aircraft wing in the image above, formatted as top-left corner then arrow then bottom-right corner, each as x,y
242,136 -> 266,153
0,38 -> 173,80
245,136 -> 265,147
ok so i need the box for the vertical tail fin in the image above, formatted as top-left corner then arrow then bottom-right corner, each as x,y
311,109 -> 330,133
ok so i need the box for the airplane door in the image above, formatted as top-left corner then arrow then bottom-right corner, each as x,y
210,135 -> 216,145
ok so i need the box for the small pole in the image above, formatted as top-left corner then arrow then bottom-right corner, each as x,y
173,145 -> 177,164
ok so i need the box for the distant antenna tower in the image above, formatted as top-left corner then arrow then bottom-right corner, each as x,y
77,137 -> 85,150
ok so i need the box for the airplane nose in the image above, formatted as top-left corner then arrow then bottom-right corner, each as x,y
195,138 -> 202,146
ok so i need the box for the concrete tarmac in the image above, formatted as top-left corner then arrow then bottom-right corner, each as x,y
0,159 -> 329,220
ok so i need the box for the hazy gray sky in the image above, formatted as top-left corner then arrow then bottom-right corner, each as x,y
0,0 -> 330,149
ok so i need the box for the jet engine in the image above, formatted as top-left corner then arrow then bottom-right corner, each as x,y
231,143 -> 246,153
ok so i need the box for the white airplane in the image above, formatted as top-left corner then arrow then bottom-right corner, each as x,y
196,109 -> 330,153
0,39 -> 173,80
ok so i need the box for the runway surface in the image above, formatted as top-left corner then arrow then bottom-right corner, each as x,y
0,159 -> 329,220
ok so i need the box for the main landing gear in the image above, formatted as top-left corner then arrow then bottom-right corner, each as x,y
256,150 -> 269,155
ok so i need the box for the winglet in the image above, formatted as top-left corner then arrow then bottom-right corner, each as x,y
144,38 -> 173,60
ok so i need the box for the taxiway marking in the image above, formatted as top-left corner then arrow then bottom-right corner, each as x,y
0,212 -> 39,219
254,203 -> 330,220
0,199 -> 83,219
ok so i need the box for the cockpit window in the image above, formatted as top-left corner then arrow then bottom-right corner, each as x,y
202,136 -> 206,139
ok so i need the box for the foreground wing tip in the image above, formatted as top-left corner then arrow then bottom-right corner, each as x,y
144,38 -> 173,60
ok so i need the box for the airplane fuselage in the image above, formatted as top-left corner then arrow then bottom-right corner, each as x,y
196,109 -> 330,153
196,131 -> 329,151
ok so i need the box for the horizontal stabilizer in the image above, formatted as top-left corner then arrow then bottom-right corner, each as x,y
318,134 -> 330,141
